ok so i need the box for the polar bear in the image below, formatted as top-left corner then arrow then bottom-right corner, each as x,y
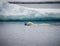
24,22 -> 50,26
24,22 -> 34,26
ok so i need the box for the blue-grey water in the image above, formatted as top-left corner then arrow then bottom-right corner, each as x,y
0,22 -> 60,46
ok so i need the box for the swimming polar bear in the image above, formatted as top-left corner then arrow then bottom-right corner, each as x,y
25,22 -> 34,26
24,22 -> 50,26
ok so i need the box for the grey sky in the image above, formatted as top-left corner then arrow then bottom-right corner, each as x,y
7,0 -> 60,2
0,0 -> 60,8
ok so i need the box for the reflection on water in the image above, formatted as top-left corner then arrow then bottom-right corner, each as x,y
0,22 -> 60,46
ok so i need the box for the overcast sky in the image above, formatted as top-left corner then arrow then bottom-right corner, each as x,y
4,0 -> 60,2
0,0 -> 60,8
0,0 -> 60,3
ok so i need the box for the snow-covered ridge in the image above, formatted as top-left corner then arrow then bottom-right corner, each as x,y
0,2 -> 60,21
0,2 -> 60,16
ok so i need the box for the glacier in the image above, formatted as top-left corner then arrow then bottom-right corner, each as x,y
0,2 -> 60,22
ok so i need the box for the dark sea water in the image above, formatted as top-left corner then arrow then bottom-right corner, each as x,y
0,22 -> 60,46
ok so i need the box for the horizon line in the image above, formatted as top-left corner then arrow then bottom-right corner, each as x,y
8,1 -> 60,4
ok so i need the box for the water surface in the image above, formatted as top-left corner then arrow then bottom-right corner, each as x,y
0,22 -> 60,46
